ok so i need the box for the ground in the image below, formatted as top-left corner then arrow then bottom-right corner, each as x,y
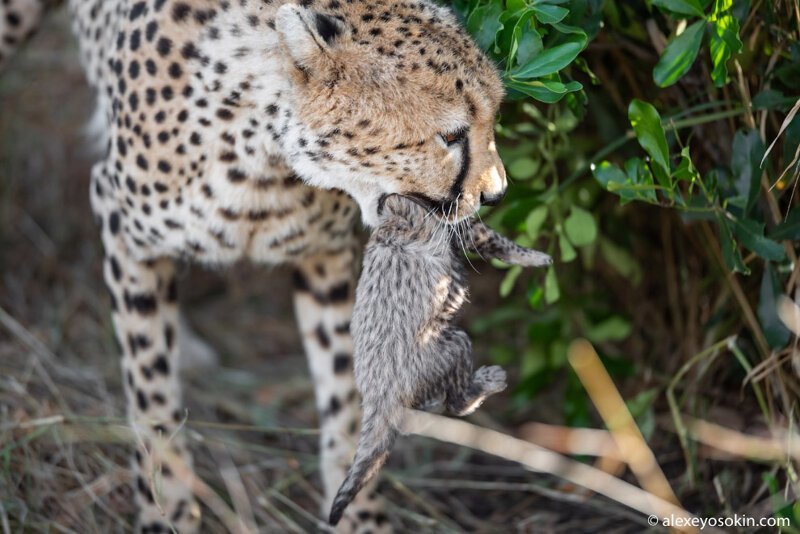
0,8 -> 739,534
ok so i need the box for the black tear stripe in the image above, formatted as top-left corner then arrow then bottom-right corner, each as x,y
448,136 -> 470,200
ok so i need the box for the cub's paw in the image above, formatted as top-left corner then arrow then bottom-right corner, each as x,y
513,249 -> 553,268
473,365 -> 507,394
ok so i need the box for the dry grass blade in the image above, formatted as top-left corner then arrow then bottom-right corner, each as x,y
0,305 -> 67,411
518,422 -> 622,460
684,416 -> 800,462
402,410 -> 711,533
268,490 -> 333,533
567,340 -> 683,514
761,97 -> 800,168
207,444 -> 257,533
0,501 -> 10,534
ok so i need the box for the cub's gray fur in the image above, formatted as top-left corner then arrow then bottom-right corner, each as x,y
329,195 -> 552,525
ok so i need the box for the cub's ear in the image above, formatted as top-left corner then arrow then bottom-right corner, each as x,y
275,5 -> 345,73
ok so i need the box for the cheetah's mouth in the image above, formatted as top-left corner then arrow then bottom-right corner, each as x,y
399,193 -> 474,223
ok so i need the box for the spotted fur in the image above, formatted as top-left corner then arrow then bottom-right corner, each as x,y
329,195 -> 552,525
2,0 -> 511,531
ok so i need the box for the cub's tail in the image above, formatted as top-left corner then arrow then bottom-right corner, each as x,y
468,220 -> 553,267
329,405 -> 400,526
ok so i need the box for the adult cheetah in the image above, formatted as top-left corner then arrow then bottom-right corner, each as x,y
1,0 -> 508,531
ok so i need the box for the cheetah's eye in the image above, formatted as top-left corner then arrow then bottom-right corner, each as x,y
440,128 -> 468,146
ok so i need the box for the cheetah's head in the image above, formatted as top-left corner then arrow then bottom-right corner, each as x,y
275,1 -> 506,227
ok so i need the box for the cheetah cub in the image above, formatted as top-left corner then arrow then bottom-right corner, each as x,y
329,195 -> 552,525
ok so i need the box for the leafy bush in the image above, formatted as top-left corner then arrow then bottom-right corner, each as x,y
452,0 -> 799,522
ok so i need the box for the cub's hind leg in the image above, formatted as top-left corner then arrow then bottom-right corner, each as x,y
441,329 -> 507,417
292,241 -> 390,533
93,165 -> 200,533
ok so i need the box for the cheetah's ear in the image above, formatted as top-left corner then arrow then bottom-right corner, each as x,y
275,5 -> 344,75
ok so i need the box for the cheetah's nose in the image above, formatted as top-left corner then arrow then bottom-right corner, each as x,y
480,189 -> 506,206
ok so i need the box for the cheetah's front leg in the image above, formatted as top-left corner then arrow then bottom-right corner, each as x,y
293,245 -> 391,534
99,214 -> 200,533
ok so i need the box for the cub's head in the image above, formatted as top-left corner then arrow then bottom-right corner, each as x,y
275,0 -> 506,226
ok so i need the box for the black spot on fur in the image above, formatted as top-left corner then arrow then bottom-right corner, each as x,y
327,282 -> 349,302
130,2 -> 147,21
292,270 -> 310,292
136,389 -> 149,411
314,13 -> 342,45
333,353 -> 351,374
327,395 -> 341,417
153,355 -> 170,375
164,324 -> 175,349
315,324 -> 331,349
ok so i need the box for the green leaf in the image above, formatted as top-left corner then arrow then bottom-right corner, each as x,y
599,237 -> 643,285
653,20 -> 705,88
730,129 -> 765,215
506,0 -> 529,12
730,216 -> 786,261
511,34 -> 587,79
652,0 -> 706,17
629,99 -> 672,188
559,233 -> 577,262
586,316 -> 632,342
752,89 -> 788,110
549,339 -> 569,368
525,205 -> 549,239
564,206 -> 597,246
500,265 -> 523,297
673,146 -> 701,186
717,215 -> 749,274
490,344 -> 517,366
592,160 -> 659,205
709,14 -> 742,86
471,306 -> 530,334
516,25 -> 544,66
623,157 -> 659,202
505,79 -> 583,103
521,345 -> 548,377
467,2 -> 504,51
532,4 -> 568,24
551,21 -> 588,35
527,282 -> 543,308
506,11 -> 542,69
758,263 -> 791,349
710,0 -> 733,18
626,388 -> 658,440
508,157 -> 541,180
769,209 -> 800,241
544,266 -> 560,304
593,161 -> 627,189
